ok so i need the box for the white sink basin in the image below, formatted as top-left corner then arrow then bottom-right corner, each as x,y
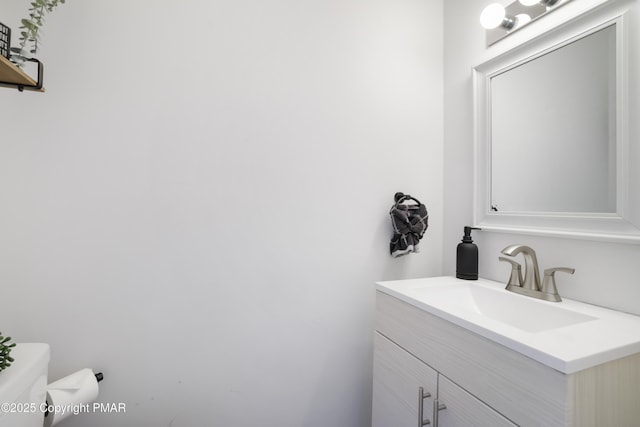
377,276 -> 640,373
410,280 -> 598,333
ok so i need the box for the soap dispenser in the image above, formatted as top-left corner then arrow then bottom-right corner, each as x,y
456,226 -> 481,280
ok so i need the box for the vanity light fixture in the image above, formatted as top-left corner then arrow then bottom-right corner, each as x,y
519,0 -> 560,6
481,0 -> 572,46
480,4 -> 517,30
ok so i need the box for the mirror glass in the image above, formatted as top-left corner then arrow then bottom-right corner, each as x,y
490,25 -> 616,214
473,10 -> 640,242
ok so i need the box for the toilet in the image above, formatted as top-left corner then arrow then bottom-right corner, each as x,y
0,343 -> 50,427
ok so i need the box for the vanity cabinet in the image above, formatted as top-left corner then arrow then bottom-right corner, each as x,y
373,289 -> 640,427
373,332 -> 515,426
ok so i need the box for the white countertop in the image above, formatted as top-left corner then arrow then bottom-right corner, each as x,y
376,276 -> 640,374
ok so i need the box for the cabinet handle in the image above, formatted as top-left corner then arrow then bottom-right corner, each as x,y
418,387 -> 432,426
433,400 -> 447,427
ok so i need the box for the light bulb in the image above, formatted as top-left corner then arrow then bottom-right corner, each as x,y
515,13 -> 531,26
519,0 -> 540,6
480,4 -> 517,30
480,4 -> 507,30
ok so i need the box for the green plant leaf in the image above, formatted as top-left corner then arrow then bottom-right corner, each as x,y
21,19 -> 36,28
14,0 -> 65,65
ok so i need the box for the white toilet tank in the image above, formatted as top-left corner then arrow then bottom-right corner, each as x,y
0,343 -> 50,427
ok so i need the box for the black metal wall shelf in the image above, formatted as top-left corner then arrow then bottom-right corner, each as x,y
0,55 -> 44,92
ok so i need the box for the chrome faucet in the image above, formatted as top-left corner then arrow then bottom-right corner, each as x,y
499,245 -> 574,302
500,245 -> 541,291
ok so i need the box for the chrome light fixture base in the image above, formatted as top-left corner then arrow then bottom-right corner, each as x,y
483,0 -> 573,46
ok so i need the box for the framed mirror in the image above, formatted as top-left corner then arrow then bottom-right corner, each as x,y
473,9 -> 640,243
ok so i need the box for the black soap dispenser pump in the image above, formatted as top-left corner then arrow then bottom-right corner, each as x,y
456,226 -> 481,280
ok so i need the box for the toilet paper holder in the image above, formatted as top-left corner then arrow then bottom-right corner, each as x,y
43,370 -> 104,426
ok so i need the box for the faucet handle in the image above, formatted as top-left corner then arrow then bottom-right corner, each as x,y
544,267 -> 575,275
541,267 -> 575,300
499,256 -> 523,288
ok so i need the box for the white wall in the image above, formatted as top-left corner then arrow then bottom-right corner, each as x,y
443,0 -> 640,315
0,0 -> 443,426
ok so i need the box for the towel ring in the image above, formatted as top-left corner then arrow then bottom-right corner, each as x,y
394,192 -> 422,208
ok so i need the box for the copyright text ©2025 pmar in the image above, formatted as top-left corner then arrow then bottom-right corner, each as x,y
1,402 -> 127,416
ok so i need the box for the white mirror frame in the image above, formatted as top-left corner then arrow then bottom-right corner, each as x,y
473,7 -> 640,244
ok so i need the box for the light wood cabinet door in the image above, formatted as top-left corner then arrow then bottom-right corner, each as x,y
373,331 -> 517,427
372,332 -> 438,427
437,375 -> 516,427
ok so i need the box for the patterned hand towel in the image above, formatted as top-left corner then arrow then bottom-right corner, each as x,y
389,193 -> 429,257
